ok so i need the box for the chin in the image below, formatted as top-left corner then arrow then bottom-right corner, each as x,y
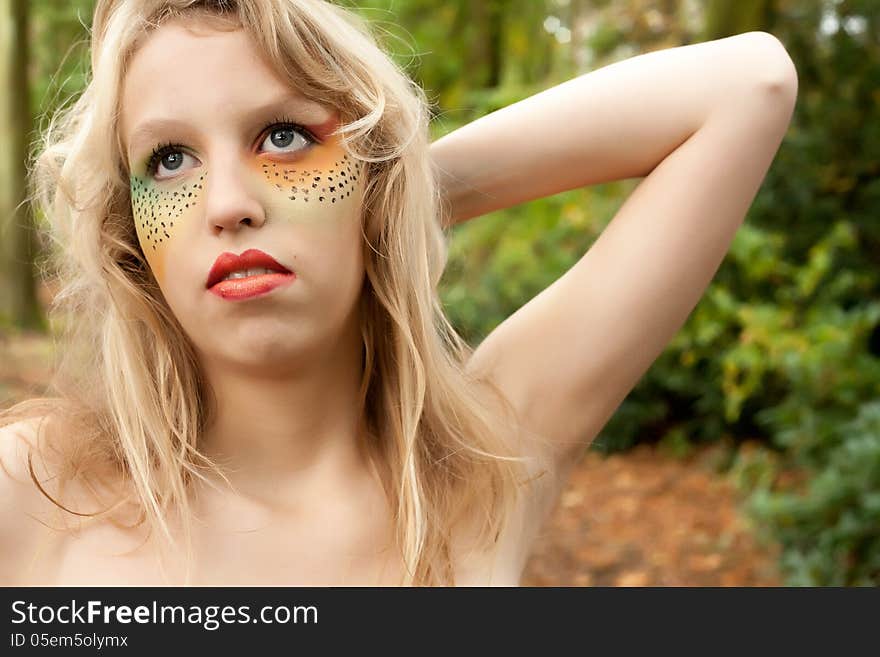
190,317 -> 314,371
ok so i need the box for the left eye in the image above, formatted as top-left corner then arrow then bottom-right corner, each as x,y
260,125 -> 314,154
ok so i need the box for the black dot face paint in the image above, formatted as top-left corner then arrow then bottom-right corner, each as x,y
256,152 -> 361,206
130,171 -> 206,281
243,127 -> 367,230
128,126 -> 366,286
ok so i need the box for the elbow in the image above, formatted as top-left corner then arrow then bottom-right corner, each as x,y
741,31 -> 799,107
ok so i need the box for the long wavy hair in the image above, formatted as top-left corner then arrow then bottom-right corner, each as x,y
0,0 -> 536,585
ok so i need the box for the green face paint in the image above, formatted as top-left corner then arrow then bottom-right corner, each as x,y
130,171 -> 206,282
128,121 -> 366,285
130,172 -> 207,250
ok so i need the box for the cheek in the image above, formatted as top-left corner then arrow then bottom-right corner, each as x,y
249,142 -> 367,299
250,137 -> 365,229
130,173 -> 206,283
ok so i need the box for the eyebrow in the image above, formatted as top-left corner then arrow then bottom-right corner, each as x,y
126,92 -> 330,159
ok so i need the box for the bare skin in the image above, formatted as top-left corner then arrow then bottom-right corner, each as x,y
0,21 -> 797,585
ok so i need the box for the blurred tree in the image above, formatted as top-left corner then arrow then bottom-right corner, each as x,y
29,0 -> 94,117
702,0 -> 777,39
0,0 -> 41,329
471,0 -> 503,88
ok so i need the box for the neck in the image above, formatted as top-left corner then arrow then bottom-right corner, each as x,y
197,320 -> 370,505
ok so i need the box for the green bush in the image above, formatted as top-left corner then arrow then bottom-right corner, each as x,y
748,401 -> 880,586
599,218 -> 880,585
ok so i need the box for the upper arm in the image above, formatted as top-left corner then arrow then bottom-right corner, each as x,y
466,44 -> 798,477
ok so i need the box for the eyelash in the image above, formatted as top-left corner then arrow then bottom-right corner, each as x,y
144,115 -> 319,178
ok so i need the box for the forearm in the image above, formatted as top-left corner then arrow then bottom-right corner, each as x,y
430,31 -> 797,226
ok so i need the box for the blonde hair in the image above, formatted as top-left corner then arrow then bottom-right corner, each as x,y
1,0 -> 534,585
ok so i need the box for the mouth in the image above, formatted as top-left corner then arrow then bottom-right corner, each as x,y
206,248 -> 296,300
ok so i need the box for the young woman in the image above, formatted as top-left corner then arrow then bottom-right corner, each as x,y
0,0 -> 797,586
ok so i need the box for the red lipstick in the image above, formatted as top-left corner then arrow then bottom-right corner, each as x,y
206,248 -> 295,301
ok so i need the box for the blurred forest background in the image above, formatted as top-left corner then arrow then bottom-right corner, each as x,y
1,0 -> 878,586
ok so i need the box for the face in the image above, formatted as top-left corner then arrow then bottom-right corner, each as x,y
121,19 -> 367,371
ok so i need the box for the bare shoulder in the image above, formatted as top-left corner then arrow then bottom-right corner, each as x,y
0,417 -> 46,504
0,417 -> 65,584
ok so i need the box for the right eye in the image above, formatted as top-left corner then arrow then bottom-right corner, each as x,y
146,145 -> 200,180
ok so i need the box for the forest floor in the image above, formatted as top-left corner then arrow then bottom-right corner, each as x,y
1,327 -> 782,586
521,442 -> 781,586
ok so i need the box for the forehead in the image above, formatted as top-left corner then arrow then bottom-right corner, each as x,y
121,19 -> 331,155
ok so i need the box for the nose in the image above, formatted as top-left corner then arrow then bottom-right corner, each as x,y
202,148 -> 266,236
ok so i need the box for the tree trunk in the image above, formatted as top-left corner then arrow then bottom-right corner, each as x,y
702,0 -> 776,40
469,0 -> 504,89
0,0 -> 42,329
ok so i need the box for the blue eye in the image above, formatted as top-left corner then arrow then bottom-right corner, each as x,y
146,147 -> 197,180
161,152 -> 183,170
144,120 -> 318,181
260,123 -> 316,154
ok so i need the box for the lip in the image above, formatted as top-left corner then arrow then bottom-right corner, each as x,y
206,248 -> 296,301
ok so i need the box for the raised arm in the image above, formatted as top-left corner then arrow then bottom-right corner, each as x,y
431,32 -> 797,477
431,31 -> 796,225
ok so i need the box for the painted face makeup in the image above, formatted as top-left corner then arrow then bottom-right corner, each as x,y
130,170 -> 207,284
130,173 -> 206,250
248,123 -> 365,223
128,116 -> 365,286
254,148 -> 361,204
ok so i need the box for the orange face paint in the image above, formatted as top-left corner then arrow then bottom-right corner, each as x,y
130,171 -> 207,283
249,129 -> 363,208
129,114 -> 365,284
241,119 -> 367,235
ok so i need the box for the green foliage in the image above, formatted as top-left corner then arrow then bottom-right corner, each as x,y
432,0 -> 880,586
597,219 -> 880,444
604,216 -> 880,585
440,182 -> 633,345
600,0 -> 880,585
19,0 -> 880,585
747,402 -> 880,585
29,1 -> 94,133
